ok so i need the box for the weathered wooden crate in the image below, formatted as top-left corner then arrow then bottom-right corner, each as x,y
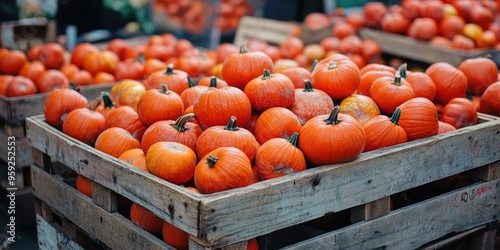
358,28 -> 500,67
26,113 -> 500,249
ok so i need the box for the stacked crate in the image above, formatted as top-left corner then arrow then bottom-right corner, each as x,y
26,112 -> 500,249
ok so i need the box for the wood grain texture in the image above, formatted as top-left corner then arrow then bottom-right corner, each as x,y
358,28 -> 500,67
32,166 -> 174,250
37,215 -> 86,250
26,114 -> 500,247
285,179 -> 500,250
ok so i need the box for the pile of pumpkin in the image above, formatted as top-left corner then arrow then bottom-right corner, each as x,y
151,0 -> 254,33
362,0 -> 500,50
41,41 -> 500,248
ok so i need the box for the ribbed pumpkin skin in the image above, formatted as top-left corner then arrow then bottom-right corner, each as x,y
196,116 -> 260,161
425,62 -> 467,104
244,69 -> 295,112
289,80 -> 334,124
253,107 -> 302,144
458,57 -> 498,95
137,85 -> 184,126
162,220 -> 189,250
440,97 -> 478,129
358,70 -> 394,96
362,108 -> 408,152
311,54 -> 361,100
44,88 -> 89,130
370,75 -> 415,115
145,65 -> 189,94
298,106 -> 366,166
193,86 -> 252,130
256,133 -> 306,180
480,81 -> 500,116
95,127 -> 141,158
406,71 -> 437,101
130,202 -> 163,234
194,147 -> 253,194
76,174 -> 92,198
437,121 -> 457,134
62,107 -> 106,146
141,113 -> 202,154
118,148 -> 148,172
398,97 -> 439,141
106,106 -> 147,141
221,43 -> 274,90
146,141 -> 197,185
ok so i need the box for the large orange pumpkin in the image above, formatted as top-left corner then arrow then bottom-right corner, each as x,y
146,141 -> 197,185
458,57 -> 498,95
137,85 -> 184,126
298,106 -> 366,166
363,107 -> 408,152
425,62 -> 467,104
398,97 -> 439,141
194,147 -> 253,194
244,69 -> 295,112
44,88 -> 89,129
130,202 -> 163,234
95,127 -> 141,158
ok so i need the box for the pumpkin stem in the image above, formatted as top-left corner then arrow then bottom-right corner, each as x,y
310,59 -> 318,72
187,76 -> 196,88
100,91 -> 115,108
240,42 -> 250,54
324,106 -> 342,125
390,107 -> 402,125
70,82 -> 81,93
392,73 -> 402,86
209,76 -> 218,88
159,84 -> 170,94
303,79 -> 314,92
224,116 -> 239,131
206,155 -> 218,168
261,69 -> 272,80
327,61 -> 337,70
165,63 -> 175,75
89,97 -> 102,111
398,63 -> 407,79
171,113 -> 195,132
288,132 -> 300,148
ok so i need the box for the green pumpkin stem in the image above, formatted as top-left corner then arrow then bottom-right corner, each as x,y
188,76 -> 196,88
288,132 -> 300,148
206,155 -> 218,168
224,116 -> 239,131
100,91 -> 115,108
240,42 -> 250,54
390,107 -> 402,125
327,61 -> 337,70
392,73 -> 402,86
165,63 -> 175,75
303,79 -> 314,92
70,82 -> 81,92
324,106 -> 342,125
261,69 -> 272,80
398,63 -> 407,79
310,59 -> 318,72
159,84 -> 170,94
209,76 -> 218,88
171,113 -> 195,132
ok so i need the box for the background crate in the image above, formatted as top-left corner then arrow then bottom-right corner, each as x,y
358,28 -> 500,67
26,113 -> 500,249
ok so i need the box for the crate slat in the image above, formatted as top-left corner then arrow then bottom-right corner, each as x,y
31,166 -> 174,250
26,114 -> 500,247
285,179 -> 500,249
0,128 -> 32,167
358,28 -> 500,67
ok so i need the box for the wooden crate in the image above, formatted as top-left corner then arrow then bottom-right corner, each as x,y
26,113 -> 500,249
358,28 -> 500,67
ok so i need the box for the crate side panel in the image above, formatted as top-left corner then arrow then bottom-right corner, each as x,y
26,116 -> 201,236
32,166 -> 174,250
37,215 -> 86,250
286,179 -> 500,250
199,119 -> 500,245
0,128 -> 32,166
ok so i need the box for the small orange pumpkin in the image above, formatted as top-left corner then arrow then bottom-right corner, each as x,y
146,141 -> 197,185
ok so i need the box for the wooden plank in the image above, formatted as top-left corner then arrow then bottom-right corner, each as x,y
358,28 -> 500,67
285,179 -> 500,249
32,166 -> 174,250
92,182 -> 118,213
351,196 -> 391,223
26,114 -> 500,247
234,16 -> 297,46
2,120 -> 25,138
26,115 -> 202,238
0,82 -> 114,122
37,215 -> 86,250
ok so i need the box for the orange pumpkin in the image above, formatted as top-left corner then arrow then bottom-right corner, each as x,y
130,202 -> 163,234
289,79 -> 334,124
146,141 -> 197,185
109,79 -> 146,111
62,100 -> 107,146
425,62 -> 467,104
118,148 -> 148,172
338,94 -> 381,126
194,147 -> 253,194
37,43 -> 66,69
35,69 -> 70,93
298,106 -> 365,166
162,221 -> 189,250
253,107 -> 302,145
244,69 -> 295,112
95,127 -> 141,158
479,81 -> 500,116
363,107 -> 408,152
370,74 -> 415,115
458,57 -> 498,95
137,85 -> 184,126
440,97 -> 478,129
398,97 -> 439,141
145,64 -> 189,94
312,54 -> 360,101
44,88 -> 89,129
106,106 -> 147,141
76,174 -> 92,198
